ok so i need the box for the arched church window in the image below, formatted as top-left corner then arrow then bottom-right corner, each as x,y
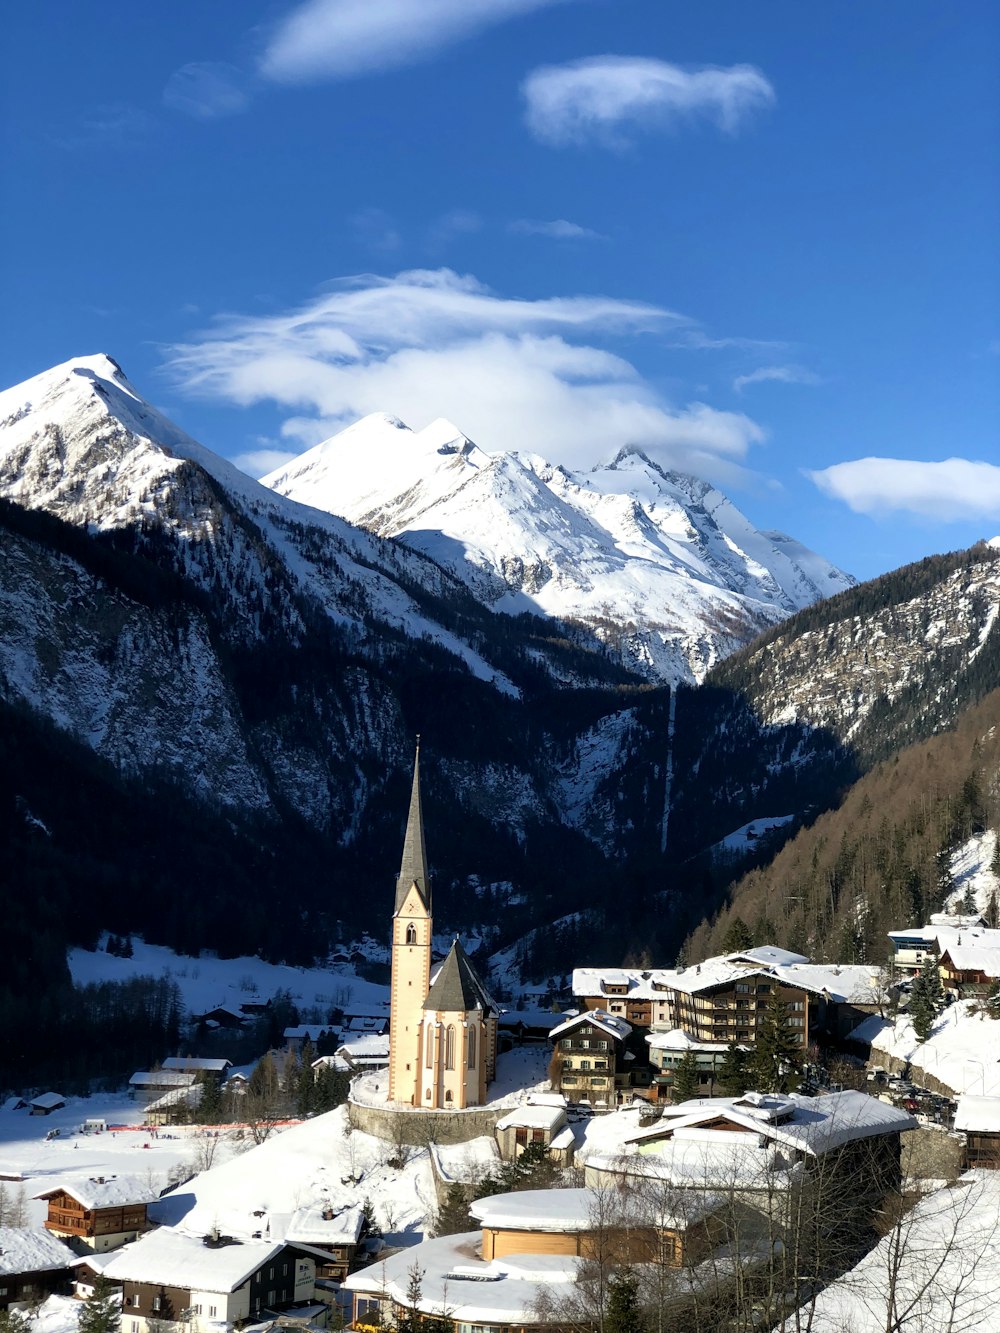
445,1025 -> 456,1070
425,1025 -> 434,1068
467,1026 -> 476,1068
405,923 -> 417,945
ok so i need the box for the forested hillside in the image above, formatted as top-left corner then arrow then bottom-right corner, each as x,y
685,689 -> 1000,964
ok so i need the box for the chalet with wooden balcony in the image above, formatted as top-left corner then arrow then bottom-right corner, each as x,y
35,1175 -> 160,1253
0,1228 -> 76,1310
102,1228 -> 321,1333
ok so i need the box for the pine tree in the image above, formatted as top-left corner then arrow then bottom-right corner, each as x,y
909,956 -> 944,1042
605,1268 -> 645,1333
78,1276 -> 121,1333
670,1050 -> 701,1103
750,989 -> 801,1092
432,1183 -> 472,1237
721,916 -> 753,954
0,1312 -> 33,1333
718,1041 -> 751,1096
198,1072 -> 223,1123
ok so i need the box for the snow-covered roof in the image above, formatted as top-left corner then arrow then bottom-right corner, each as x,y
163,1058 -> 232,1073
343,1231 -> 584,1324
102,1229 -> 287,1292
336,1034 -> 389,1059
646,1029 -> 732,1053
469,1186 -> 720,1234
495,1104 -> 567,1132
930,912 -> 987,927
35,1174 -> 162,1209
626,1091 -> 914,1158
954,1095 -> 1000,1133
285,1206 -> 364,1248
729,946 -> 809,967
780,962 -> 886,1005
145,1085 -> 203,1113
129,1070 -> 197,1088
941,944 -> 1000,977
30,1092 -> 65,1110
550,1009 -> 631,1041
0,1228 -> 76,1276
888,923 -> 1000,952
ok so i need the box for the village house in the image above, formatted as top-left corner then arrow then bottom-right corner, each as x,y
583,1089 -> 915,1239
144,1085 -> 204,1127
938,942 -> 1000,997
333,1035 -> 390,1074
284,1205 -> 366,1290
36,1175 -> 160,1253
341,1186 -> 726,1332
954,1095 -> 1000,1168
0,1228 -> 76,1309
162,1058 -> 232,1083
887,921 -> 1000,977
29,1092 -> 66,1116
284,1027 -> 340,1055
129,1070 -> 198,1106
548,1010 -> 632,1107
102,1228 -> 322,1333
495,1095 -> 575,1165
192,1007 -> 248,1031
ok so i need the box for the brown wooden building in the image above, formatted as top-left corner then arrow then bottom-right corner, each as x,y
36,1175 -> 160,1253
548,1010 -> 632,1106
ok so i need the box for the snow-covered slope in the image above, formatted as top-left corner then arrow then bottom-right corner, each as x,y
0,357 -> 515,692
263,415 -> 853,684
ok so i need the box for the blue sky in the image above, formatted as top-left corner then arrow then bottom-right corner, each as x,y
2,0 -> 998,580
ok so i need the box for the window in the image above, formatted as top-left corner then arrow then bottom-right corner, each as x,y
209,1309 -> 218,1319
468,1026 -> 476,1068
130,1296 -> 140,1307
405,923 -> 417,945
268,1291 -> 276,1306
445,1089 -> 453,1102
425,1024 -> 434,1068
757,984 -> 771,994
152,1298 -> 161,1312
445,1025 -> 456,1070
269,1267 -> 275,1280
736,983 -> 750,994
131,1323 -> 139,1333
282,1263 -> 288,1276
194,1306 -> 203,1316
598,1040 -> 608,1049
581,1039 -> 591,1049
561,1038 -> 572,1049
579,1060 -> 591,1070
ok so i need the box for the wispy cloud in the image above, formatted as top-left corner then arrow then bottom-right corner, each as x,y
350,207 -> 402,254
259,0 -> 571,84
509,218 -> 607,241
733,364 -> 820,393
53,104 -> 154,150
523,56 -> 775,148
162,63 -> 252,119
427,209 -> 483,249
165,268 -> 764,478
809,457 -> 1000,521
233,446 -> 301,477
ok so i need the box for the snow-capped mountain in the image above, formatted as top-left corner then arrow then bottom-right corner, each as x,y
263,413 -> 854,684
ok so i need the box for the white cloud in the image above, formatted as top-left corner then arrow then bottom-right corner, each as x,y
808,457 -> 1000,521
733,364 -> 820,393
165,268 -> 764,477
523,56 -> 775,147
259,0 -> 570,84
509,218 -> 607,241
162,63 -> 252,119
232,447 -> 301,477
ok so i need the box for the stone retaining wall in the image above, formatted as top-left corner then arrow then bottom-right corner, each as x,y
348,1096 -> 505,1146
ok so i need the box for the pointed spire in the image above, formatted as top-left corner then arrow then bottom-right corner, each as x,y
395,737 -> 431,914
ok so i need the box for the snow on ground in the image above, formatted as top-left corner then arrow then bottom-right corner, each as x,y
945,830 -> 999,916
0,1093 -> 237,1229
430,1137 -> 500,1184
783,1170 -> 1000,1332
858,999 -> 1000,1096
69,936 -> 390,1019
711,815 -> 795,859
572,1103 -> 651,1164
34,1295 -> 82,1333
152,1105 -> 434,1245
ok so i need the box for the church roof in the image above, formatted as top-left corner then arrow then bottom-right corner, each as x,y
423,940 -> 497,1015
395,743 -> 431,915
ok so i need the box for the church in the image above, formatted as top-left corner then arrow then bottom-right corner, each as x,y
388,744 -> 498,1109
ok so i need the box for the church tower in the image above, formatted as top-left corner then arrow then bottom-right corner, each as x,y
388,742 -> 433,1104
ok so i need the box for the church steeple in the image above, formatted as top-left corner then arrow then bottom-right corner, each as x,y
395,739 -> 430,915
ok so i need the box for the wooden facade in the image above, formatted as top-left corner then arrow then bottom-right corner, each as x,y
42,1191 -> 152,1249
551,1020 -> 620,1105
0,1266 -> 70,1311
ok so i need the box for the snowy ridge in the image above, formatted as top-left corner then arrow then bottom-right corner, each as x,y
264,416 -> 854,685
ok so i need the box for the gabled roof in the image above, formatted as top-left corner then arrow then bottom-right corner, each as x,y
30,1092 -> 65,1109
423,939 -> 496,1014
550,1009 -> 632,1042
396,743 -> 431,915
163,1057 -> 232,1073
102,1229 -> 289,1293
129,1070 -> 197,1088
0,1228 -> 76,1276
35,1174 -> 161,1208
